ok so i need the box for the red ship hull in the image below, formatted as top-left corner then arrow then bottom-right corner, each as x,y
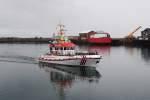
87,37 -> 112,44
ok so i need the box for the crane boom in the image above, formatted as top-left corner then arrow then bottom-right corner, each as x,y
122,26 -> 142,43
127,26 -> 142,38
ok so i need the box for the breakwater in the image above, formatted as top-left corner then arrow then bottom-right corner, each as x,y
0,37 -> 52,43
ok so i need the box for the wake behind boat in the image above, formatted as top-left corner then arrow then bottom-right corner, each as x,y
39,24 -> 102,67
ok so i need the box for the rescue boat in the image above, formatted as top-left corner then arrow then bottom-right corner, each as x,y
39,24 -> 102,67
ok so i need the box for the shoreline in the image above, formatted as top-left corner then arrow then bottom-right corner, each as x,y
0,37 -> 52,43
0,37 -> 150,47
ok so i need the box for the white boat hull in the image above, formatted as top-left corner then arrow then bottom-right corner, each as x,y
39,58 -> 101,67
39,54 -> 102,67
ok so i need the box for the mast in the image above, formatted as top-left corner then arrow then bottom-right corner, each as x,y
56,24 -> 65,37
56,23 -> 66,42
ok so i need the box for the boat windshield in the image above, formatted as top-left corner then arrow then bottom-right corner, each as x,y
49,46 -> 75,56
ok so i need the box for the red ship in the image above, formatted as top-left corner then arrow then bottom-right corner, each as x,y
71,31 -> 112,45
79,31 -> 112,44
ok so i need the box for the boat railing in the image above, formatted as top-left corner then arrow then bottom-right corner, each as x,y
48,51 -> 99,56
75,51 -> 98,55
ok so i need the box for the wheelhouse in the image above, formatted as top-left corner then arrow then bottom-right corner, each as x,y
49,42 -> 75,56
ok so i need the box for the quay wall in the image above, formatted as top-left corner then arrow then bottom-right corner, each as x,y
0,37 -> 150,47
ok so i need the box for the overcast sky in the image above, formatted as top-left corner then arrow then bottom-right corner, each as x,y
0,0 -> 149,37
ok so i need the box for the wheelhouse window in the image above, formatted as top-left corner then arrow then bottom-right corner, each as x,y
64,47 -> 67,50
90,33 -> 108,38
50,47 -> 52,50
67,47 -> 69,50
55,47 -> 58,50
70,47 -> 74,50
61,47 -> 63,50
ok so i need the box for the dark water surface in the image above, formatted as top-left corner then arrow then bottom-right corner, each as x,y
0,44 -> 150,100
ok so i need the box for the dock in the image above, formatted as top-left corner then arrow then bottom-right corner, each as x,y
0,37 -> 150,47
70,38 -> 150,46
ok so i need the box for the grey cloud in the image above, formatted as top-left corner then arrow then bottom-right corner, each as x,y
0,0 -> 150,37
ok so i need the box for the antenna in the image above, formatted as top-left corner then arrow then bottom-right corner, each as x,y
56,22 -> 65,36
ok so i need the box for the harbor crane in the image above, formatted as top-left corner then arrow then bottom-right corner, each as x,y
123,26 -> 142,43
125,26 -> 142,39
